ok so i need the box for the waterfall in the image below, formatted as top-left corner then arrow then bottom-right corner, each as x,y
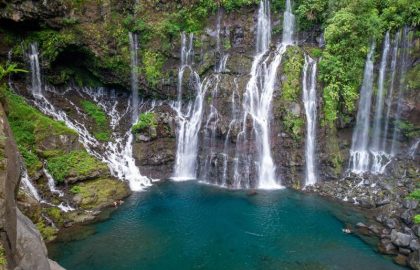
370,32 -> 391,174
302,54 -> 318,186
391,27 -> 411,156
349,42 -> 376,174
31,87 -> 152,191
44,167 -> 64,197
282,0 -> 295,45
409,139 -> 420,158
172,33 -> 209,180
129,32 -> 139,123
382,31 -> 400,153
20,169 -> 42,202
29,43 -> 42,98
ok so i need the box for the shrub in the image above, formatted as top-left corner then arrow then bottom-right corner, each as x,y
132,112 -> 157,134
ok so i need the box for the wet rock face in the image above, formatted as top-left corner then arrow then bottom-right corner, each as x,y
133,104 -> 177,179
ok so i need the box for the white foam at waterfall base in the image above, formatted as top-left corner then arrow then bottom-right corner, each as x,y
302,54 -> 318,186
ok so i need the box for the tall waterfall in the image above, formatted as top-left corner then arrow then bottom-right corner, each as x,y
29,43 -> 42,98
172,33 -> 209,180
302,54 -> 317,186
370,32 -> 391,173
349,42 -> 376,174
233,0 -> 294,189
129,32 -> 139,123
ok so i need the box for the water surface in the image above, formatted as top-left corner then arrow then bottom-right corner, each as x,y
49,181 -> 404,270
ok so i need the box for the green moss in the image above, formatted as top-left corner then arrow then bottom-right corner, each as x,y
46,207 -> 64,225
408,189 -> 420,201
70,178 -> 130,209
36,221 -> 57,242
414,214 -> 420,224
4,89 -> 76,175
81,100 -> 110,142
393,120 -> 420,139
282,46 -> 304,101
0,243 -> 6,268
70,186 -> 82,194
284,113 -> 304,141
142,50 -> 164,86
132,112 -> 157,134
46,150 -> 108,183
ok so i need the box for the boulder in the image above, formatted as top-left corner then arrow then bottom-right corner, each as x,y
391,229 -> 413,247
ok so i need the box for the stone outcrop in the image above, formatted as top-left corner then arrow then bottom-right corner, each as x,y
0,103 -> 64,269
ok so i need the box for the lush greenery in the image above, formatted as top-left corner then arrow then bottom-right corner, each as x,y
3,89 -> 76,175
132,112 -> 157,134
291,0 -> 419,126
280,46 -> 305,141
415,214 -> 420,224
81,100 -> 110,141
408,189 -> 420,201
46,150 -> 108,183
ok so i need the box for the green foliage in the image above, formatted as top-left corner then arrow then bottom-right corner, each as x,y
393,120 -> 420,139
407,189 -> 420,200
36,221 -> 57,242
29,30 -> 78,63
319,2 -> 382,126
0,63 -> 27,81
295,0 -> 329,30
283,113 -> 304,141
0,243 -> 6,268
46,207 -> 63,225
70,185 -> 82,194
415,214 -> 420,224
4,89 -> 76,175
81,100 -> 110,141
132,112 -> 157,134
46,150 -> 108,183
282,46 -> 304,101
142,50 -> 164,86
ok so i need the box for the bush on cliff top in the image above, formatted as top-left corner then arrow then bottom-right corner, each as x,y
132,112 -> 157,134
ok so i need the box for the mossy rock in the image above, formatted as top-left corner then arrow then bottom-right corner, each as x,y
46,150 -> 109,184
70,178 -> 131,210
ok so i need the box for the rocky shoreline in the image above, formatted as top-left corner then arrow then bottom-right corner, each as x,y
309,156 -> 420,269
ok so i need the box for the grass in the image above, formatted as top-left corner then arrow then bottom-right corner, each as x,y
46,150 -> 108,183
415,214 -> 420,224
81,100 -> 110,142
36,221 -> 57,242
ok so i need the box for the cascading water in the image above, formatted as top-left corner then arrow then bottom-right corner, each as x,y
29,43 -> 42,98
370,32 -> 391,174
32,86 -> 152,191
129,32 -> 139,123
302,54 -> 318,186
20,168 -> 42,202
382,31 -> 400,154
44,167 -> 64,197
233,0 -> 294,189
172,33 -> 211,180
349,42 -> 376,174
